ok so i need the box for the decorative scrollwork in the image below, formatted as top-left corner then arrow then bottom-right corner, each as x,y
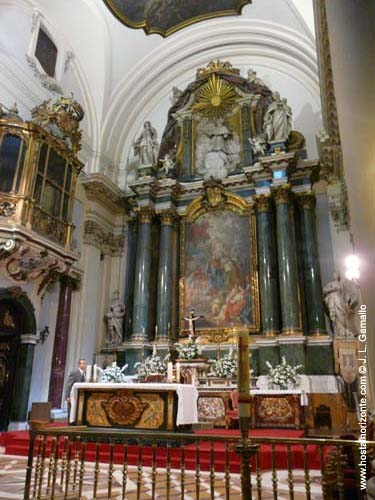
0,201 -> 16,217
102,392 -> 147,426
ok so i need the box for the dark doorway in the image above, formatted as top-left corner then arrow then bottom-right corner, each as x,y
0,291 -> 35,430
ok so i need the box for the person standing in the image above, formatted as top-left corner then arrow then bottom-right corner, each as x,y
65,359 -> 87,423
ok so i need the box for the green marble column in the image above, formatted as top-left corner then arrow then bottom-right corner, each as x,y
131,207 -> 154,340
274,185 -> 302,335
240,103 -> 253,168
11,336 -> 37,422
298,193 -> 326,335
156,210 -> 178,339
255,195 -> 280,335
123,218 -> 138,339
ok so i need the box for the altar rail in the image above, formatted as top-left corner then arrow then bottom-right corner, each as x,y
24,426 -> 372,499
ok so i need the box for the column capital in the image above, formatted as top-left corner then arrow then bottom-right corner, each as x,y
297,192 -> 316,210
159,209 -> 179,227
273,184 -> 293,205
253,194 -> 273,212
137,206 -> 155,224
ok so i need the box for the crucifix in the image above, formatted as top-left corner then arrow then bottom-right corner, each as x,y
183,309 -> 204,339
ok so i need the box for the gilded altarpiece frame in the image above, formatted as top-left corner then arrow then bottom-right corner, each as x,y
179,189 -> 259,341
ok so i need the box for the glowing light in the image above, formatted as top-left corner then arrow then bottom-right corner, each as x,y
345,254 -> 360,280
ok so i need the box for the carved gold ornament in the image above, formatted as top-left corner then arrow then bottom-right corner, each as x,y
196,60 -> 241,79
102,392 -> 147,426
193,74 -> 237,119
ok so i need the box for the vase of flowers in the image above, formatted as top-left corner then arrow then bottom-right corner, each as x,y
266,356 -> 302,390
99,362 -> 128,383
175,337 -> 206,361
208,348 -> 237,378
134,345 -> 170,380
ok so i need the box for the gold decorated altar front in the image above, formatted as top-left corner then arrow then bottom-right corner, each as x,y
70,383 -> 199,431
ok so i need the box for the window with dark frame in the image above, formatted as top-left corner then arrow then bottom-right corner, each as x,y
35,27 -> 58,78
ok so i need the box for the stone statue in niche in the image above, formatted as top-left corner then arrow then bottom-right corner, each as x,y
195,117 -> 241,181
263,91 -> 292,142
105,290 -> 125,345
249,136 -> 267,156
323,272 -> 359,339
134,121 -> 159,168
247,69 -> 265,87
159,153 -> 175,178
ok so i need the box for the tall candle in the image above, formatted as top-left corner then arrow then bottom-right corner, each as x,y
176,362 -> 181,383
155,325 -> 158,340
167,362 -> 173,382
93,364 -> 98,383
85,365 -> 92,382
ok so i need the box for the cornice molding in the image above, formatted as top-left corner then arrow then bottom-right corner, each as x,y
81,173 -> 128,215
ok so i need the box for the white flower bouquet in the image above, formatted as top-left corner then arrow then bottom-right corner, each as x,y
266,356 -> 302,390
209,348 -> 237,378
134,345 -> 170,379
99,362 -> 128,383
175,337 -> 202,360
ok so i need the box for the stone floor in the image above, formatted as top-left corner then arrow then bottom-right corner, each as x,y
0,453 -> 324,499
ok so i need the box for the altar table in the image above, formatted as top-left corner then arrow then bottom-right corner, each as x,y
70,383 -> 198,431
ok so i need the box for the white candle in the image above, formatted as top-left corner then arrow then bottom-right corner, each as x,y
191,370 -> 196,386
93,364 -> 98,383
176,362 -> 181,383
85,365 -> 92,382
167,362 -> 173,382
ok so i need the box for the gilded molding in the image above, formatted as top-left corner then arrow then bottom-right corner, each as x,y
159,209 -> 179,227
297,192 -> 316,210
0,200 -> 17,217
253,194 -> 273,213
137,206 -> 155,224
273,184 -> 293,205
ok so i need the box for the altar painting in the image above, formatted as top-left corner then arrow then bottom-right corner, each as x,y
183,210 -> 254,331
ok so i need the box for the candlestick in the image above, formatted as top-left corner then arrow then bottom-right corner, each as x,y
155,325 -> 158,340
85,365 -> 92,382
167,362 -> 173,383
93,364 -> 98,383
176,362 -> 181,383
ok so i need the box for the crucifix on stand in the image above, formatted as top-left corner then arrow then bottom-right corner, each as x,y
183,309 -> 204,339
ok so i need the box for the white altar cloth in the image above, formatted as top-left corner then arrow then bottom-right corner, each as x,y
250,389 -> 309,406
70,383 -> 199,426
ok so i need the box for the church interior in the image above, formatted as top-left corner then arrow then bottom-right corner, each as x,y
0,0 -> 374,498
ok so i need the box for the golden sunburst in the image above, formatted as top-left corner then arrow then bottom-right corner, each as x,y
193,74 -> 237,119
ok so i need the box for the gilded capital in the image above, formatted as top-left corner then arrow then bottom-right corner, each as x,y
298,192 -> 316,210
159,209 -> 179,227
273,185 -> 293,205
138,206 -> 155,224
253,194 -> 273,213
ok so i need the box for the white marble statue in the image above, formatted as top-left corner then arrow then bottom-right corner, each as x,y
159,153 -> 175,178
105,290 -> 125,345
171,86 -> 183,105
247,69 -> 265,87
323,272 -> 359,339
195,117 -> 241,181
249,136 -> 266,156
263,92 -> 292,142
134,121 -> 159,167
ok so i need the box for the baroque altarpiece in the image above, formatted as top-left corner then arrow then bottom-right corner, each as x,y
114,61 -> 332,387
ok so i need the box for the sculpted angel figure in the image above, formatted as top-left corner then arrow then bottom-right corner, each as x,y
323,272 -> 359,339
249,136 -> 267,156
134,121 -> 159,167
247,69 -> 265,87
159,153 -> 175,178
105,290 -> 125,345
263,92 -> 292,142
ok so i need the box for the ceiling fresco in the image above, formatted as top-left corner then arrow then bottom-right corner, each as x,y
102,0 -> 252,37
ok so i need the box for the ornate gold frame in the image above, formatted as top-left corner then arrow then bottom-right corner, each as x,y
102,0 -> 252,38
179,188 -> 260,342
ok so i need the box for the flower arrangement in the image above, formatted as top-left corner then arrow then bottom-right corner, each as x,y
134,345 -> 170,379
266,356 -> 302,390
209,348 -> 237,378
175,337 -> 202,360
99,362 -> 128,383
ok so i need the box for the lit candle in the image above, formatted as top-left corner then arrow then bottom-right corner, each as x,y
176,362 -> 181,383
167,362 -> 173,382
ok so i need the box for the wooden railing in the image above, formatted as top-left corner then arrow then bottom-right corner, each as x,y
24,425 -> 373,499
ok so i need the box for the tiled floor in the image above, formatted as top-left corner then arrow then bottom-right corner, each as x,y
0,453 -> 324,499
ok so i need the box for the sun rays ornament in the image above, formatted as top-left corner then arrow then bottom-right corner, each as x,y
193,74 -> 238,119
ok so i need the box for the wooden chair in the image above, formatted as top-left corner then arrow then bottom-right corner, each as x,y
225,389 -> 239,428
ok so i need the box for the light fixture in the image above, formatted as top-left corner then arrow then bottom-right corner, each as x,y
344,254 -> 360,280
